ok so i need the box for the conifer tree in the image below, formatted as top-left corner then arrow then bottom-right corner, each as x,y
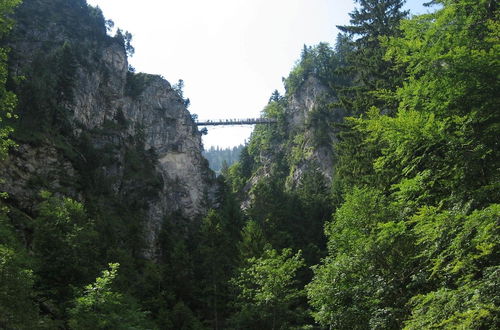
336,0 -> 408,114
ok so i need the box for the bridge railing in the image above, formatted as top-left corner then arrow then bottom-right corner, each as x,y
195,118 -> 277,126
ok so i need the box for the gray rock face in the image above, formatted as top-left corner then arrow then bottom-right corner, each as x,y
1,1 -> 215,258
241,75 -> 343,209
0,144 -> 79,212
72,40 -> 212,218
71,43 -> 129,130
286,75 -> 342,185
287,76 -> 331,131
94,48 -> 212,257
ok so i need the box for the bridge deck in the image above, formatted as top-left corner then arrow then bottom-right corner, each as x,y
196,118 -> 277,126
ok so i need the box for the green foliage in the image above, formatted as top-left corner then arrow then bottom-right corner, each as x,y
247,123 -> 277,161
325,187 -> 391,254
331,119 -> 381,203
0,244 -> 39,329
203,144 -> 244,175
238,219 -> 267,261
224,145 -> 249,186
172,79 -> 185,98
412,205 -> 499,284
0,0 -> 497,328
13,0 -> 108,45
69,263 -> 153,329
11,42 -> 80,138
114,28 -> 134,57
231,248 -> 306,329
0,46 -> 17,158
284,43 -> 338,95
262,91 -> 288,138
336,0 -> 408,114
33,191 -> 100,306
405,266 -> 500,329
308,187 -> 415,329
165,301 -> 204,330
196,208 -> 241,328
339,0 -> 500,211
408,202 -> 500,329
381,0 -> 500,208
305,97 -> 339,147
8,0 -> 135,141
290,170 -> 332,264
0,2 -> 38,327
122,143 -> 163,201
247,179 -> 296,249
56,42 -> 78,103
0,0 -> 21,160
143,214 -> 207,328
308,253 -> 374,329
309,1 -> 500,329
226,94 -> 288,194
287,133 -> 312,168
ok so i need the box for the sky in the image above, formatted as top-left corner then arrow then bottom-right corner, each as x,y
86,0 -> 433,149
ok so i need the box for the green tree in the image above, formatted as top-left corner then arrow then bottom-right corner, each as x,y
404,205 -> 500,329
292,169 -> 332,263
312,1 -> 500,328
172,79 -> 185,98
379,0 -> 500,208
307,188 -> 416,329
238,219 -> 267,262
33,191 -> 99,307
153,216 -> 202,328
336,0 -> 408,114
0,0 -> 21,159
69,263 -> 153,329
203,144 -> 244,174
0,245 -> 39,328
197,209 -> 239,329
331,118 -> 382,204
246,179 -> 297,249
230,248 -> 305,329
114,28 -> 134,57
284,43 -> 338,95
0,2 -> 37,327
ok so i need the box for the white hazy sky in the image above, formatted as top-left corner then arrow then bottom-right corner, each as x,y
86,0 -> 431,149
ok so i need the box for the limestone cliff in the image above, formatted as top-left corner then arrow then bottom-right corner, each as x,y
237,73 -> 343,212
285,75 -> 344,185
0,0 -> 214,257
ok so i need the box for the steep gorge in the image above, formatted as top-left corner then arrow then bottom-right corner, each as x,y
1,0 -> 497,328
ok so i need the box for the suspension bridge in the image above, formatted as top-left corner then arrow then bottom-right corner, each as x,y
195,118 -> 277,126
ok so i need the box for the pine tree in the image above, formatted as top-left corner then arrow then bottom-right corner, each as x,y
336,0 -> 408,114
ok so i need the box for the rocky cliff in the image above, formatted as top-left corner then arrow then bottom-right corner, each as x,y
0,0 -> 214,257
237,73 -> 343,211
285,75 -> 343,185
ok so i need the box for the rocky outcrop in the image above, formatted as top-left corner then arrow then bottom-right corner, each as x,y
287,76 -> 331,131
240,75 -> 343,209
286,75 -> 343,185
0,144 -> 80,212
0,0 -> 214,258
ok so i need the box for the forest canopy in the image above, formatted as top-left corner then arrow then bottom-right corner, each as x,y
0,0 -> 498,329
